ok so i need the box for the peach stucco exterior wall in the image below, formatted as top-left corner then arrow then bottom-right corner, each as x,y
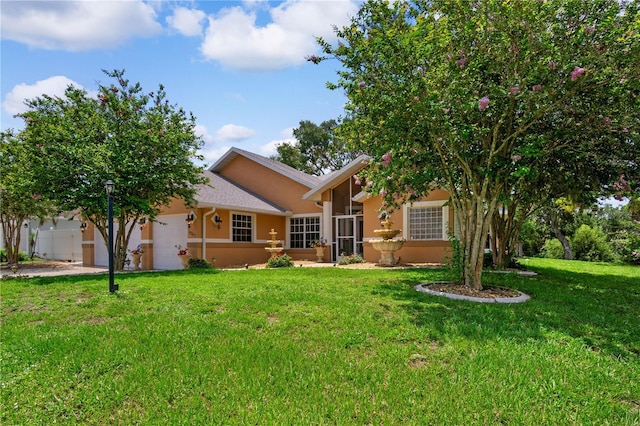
220,155 -> 321,214
81,221 -> 95,266
362,189 -> 453,264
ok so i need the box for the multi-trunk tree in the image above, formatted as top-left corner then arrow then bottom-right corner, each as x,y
0,131 -> 54,264
18,69 -> 207,270
317,0 -> 640,289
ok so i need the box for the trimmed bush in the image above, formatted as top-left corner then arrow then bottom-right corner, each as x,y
541,238 -> 565,259
338,253 -> 365,265
266,253 -> 294,268
572,224 -> 614,262
187,257 -> 214,269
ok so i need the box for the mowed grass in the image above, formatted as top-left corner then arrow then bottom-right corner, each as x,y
2,260 -> 639,425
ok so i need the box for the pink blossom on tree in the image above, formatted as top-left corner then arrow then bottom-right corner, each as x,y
570,67 -> 585,81
478,96 -> 490,111
381,152 -> 392,167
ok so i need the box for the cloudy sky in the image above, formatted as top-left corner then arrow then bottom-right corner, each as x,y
0,0 -> 361,165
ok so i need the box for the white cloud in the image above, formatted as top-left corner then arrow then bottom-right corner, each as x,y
201,145 -> 232,163
166,6 -> 206,37
194,124 -> 214,144
271,0 -> 358,40
280,127 -> 295,138
3,76 -> 84,115
259,138 -> 294,157
0,1 -> 162,50
200,0 -> 359,71
215,124 -> 256,141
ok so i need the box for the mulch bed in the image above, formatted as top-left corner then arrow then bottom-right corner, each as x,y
422,281 -> 521,299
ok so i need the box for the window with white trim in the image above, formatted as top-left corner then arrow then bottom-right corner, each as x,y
290,216 -> 320,248
406,202 -> 448,241
232,213 -> 252,242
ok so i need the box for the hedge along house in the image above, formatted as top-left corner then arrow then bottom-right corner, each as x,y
82,147 -> 453,269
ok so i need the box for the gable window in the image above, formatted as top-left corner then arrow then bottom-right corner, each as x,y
289,216 -> 320,248
405,202 -> 448,241
232,213 -> 253,242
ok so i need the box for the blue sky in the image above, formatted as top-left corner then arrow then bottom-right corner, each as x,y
0,0 -> 361,166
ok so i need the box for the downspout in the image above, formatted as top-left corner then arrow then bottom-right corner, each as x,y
202,208 -> 216,261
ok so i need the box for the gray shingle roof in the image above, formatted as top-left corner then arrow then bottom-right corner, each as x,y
195,171 -> 290,215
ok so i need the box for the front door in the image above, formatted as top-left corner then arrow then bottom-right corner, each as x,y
334,215 -> 363,261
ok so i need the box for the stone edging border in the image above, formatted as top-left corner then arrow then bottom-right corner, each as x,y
414,283 -> 531,304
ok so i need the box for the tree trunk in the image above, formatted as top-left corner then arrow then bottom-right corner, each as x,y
458,195 -> 497,291
1,215 -> 25,265
549,214 -> 573,260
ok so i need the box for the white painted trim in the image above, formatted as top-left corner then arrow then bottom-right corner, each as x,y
231,211 -> 256,242
286,213 -> 323,249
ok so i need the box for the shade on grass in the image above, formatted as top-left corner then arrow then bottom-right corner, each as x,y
2,260 -> 639,424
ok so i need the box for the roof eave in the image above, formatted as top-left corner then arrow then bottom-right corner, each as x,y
302,154 -> 370,201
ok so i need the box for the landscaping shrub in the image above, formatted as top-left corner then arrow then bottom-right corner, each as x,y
610,227 -> 640,265
572,224 -> 614,262
266,253 -> 293,268
338,253 -> 365,265
518,219 -> 545,256
0,249 -> 29,263
541,238 -> 565,259
187,257 -> 214,269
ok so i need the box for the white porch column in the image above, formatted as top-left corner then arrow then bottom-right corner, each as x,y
322,201 -> 332,245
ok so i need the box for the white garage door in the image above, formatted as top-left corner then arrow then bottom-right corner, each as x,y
94,228 -> 108,267
153,215 -> 188,270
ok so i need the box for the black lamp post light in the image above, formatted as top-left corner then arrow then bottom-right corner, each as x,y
105,180 -> 119,293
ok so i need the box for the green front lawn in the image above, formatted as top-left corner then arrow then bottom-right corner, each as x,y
2,260 -> 639,424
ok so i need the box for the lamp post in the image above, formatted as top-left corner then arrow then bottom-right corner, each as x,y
105,180 -> 118,293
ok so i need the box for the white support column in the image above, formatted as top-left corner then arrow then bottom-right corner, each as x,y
322,201 -> 332,256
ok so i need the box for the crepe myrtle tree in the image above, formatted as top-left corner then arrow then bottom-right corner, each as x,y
19,69 -> 207,270
315,0 -> 640,289
0,130 -> 55,265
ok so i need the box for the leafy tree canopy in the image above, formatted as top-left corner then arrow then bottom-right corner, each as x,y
272,119 -> 358,175
317,0 -> 640,288
0,130 -> 55,264
18,69 -> 207,269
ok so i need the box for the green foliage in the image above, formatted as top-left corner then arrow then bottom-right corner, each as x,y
542,239 -> 565,259
271,119 -> 358,175
187,257 -> 214,269
18,69 -> 207,270
518,219 -> 545,257
266,253 -> 294,268
0,131 -> 55,264
337,253 -> 365,265
572,224 -> 614,262
0,249 -> 29,264
317,0 -> 640,289
444,233 -> 464,283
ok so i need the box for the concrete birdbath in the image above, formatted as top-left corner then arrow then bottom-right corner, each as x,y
370,216 -> 404,266
265,228 -> 284,258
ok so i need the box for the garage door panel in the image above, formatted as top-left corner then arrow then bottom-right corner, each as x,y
153,215 -> 188,270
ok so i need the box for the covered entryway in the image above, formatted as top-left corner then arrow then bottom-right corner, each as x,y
333,215 -> 363,261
